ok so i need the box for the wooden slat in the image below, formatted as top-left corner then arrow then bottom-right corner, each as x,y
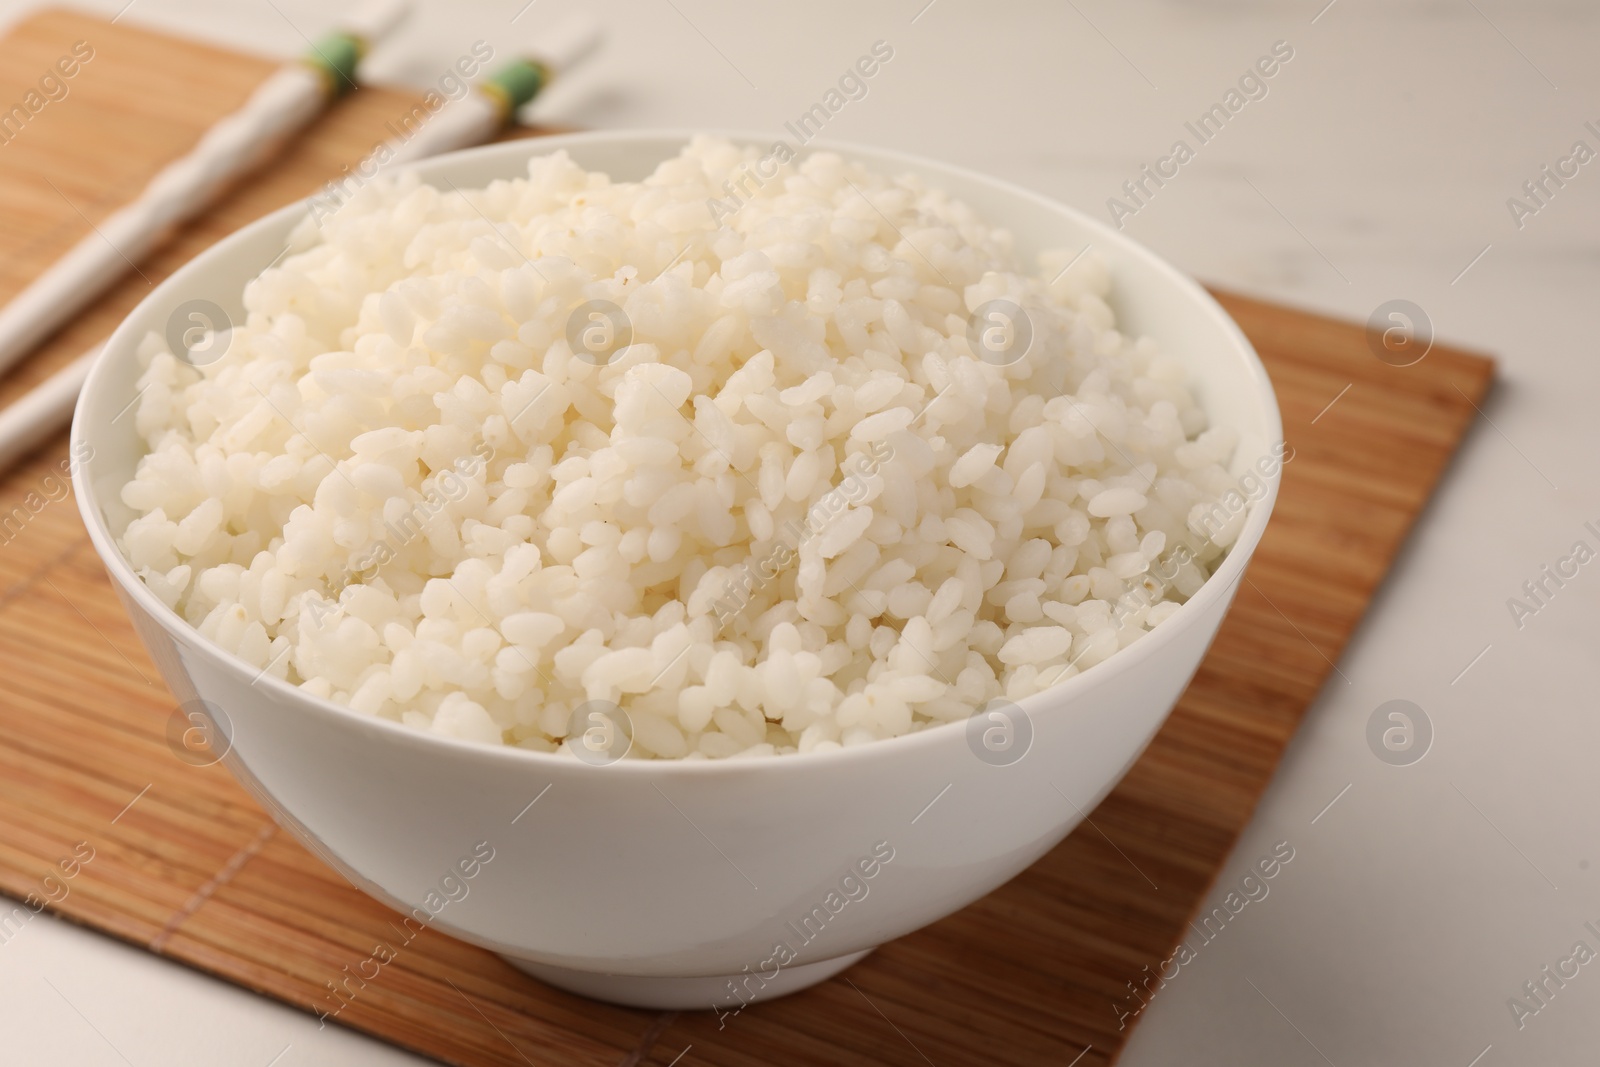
0,9 -> 1493,1066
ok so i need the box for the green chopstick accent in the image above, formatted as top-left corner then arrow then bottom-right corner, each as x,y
479,58 -> 551,126
300,30 -> 367,99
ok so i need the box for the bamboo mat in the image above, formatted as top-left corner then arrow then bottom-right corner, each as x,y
0,9 -> 1494,1066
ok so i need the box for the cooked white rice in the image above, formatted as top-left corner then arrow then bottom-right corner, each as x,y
116,135 -> 1243,759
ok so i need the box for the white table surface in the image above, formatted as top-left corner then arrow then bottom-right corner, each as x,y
2,0 -> 1596,1063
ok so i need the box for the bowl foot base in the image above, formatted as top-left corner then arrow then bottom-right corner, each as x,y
500,947 -> 875,1010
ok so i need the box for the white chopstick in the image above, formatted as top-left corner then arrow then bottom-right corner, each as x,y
383,15 -> 604,166
0,347 -> 95,475
0,0 -> 412,378
0,15 -> 605,474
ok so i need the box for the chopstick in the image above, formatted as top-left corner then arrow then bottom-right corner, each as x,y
384,15 -> 603,166
1,15 -> 605,475
0,0 -> 412,378
0,347 -> 94,475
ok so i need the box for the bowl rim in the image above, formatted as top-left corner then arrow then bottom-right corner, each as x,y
72,127 -> 1284,778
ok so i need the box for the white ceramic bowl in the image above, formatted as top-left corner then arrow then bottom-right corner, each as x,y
73,130 -> 1281,1011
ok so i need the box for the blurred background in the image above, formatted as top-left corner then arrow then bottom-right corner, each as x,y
0,0 -> 1596,1063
